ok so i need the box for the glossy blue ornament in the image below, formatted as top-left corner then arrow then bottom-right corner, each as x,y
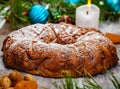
64,0 -> 84,5
106,0 -> 120,12
28,4 -> 49,24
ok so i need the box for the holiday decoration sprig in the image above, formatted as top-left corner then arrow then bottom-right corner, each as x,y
8,0 -> 32,30
53,72 -> 120,89
0,0 -> 120,30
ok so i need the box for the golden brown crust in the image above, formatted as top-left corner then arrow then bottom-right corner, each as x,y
1,23 -> 119,77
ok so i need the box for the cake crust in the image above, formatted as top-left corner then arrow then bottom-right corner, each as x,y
1,23 -> 119,77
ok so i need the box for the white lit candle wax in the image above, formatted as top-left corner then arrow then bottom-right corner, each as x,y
76,4 -> 100,28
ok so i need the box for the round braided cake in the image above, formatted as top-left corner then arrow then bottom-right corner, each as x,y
2,23 -> 119,77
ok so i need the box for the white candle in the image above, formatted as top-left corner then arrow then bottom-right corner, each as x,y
76,4 -> 100,29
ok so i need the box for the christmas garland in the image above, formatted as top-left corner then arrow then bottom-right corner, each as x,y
0,0 -> 120,30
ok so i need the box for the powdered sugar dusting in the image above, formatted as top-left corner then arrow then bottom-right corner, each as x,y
2,23 -> 118,77
5,23 -> 114,52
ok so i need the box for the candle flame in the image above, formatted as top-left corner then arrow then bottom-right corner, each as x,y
87,0 -> 91,10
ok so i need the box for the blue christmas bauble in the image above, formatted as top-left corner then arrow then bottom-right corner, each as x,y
64,0 -> 84,5
106,0 -> 120,12
28,4 -> 50,24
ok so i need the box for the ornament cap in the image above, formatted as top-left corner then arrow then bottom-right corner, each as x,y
45,4 -> 50,9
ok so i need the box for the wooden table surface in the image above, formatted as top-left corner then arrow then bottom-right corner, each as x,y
0,22 -> 120,89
